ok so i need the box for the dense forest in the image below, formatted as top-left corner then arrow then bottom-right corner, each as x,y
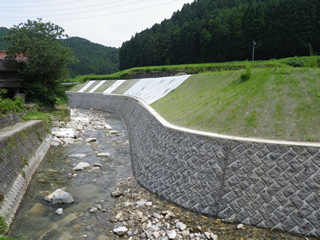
64,37 -> 119,77
119,0 -> 320,70
0,27 -> 119,77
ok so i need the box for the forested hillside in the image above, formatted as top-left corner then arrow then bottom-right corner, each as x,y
119,0 -> 320,70
64,37 -> 119,77
0,28 -> 119,77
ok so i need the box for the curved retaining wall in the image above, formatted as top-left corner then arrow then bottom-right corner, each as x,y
0,121 -> 51,225
68,92 -> 320,238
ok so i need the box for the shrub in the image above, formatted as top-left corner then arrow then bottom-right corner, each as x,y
240,64 -> 252,82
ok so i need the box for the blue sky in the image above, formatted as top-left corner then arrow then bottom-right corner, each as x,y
1,0 -> 194,48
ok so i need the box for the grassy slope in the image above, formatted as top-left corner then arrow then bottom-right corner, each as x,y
151,67 -> 320,142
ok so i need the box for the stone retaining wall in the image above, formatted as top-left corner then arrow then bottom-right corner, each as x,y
0,112 -> 20,129
67,92 -> 320,238
0,121 -> 51,225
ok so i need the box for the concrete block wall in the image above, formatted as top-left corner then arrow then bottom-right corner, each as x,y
0,112 -> 20,129
67,92 -> 320,238
0,121 -> 51,225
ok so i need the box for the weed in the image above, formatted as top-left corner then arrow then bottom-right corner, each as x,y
0,216 -> 8,235
20,169 -> 26,178
304,43 -> 319,68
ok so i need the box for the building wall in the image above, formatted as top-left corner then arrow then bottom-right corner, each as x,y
67,92 -> 320,238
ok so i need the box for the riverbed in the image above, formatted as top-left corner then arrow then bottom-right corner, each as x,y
8,109 -> 317,240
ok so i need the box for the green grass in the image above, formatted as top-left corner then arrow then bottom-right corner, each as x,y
151,67 -> 320,142
66,59 -> 287,84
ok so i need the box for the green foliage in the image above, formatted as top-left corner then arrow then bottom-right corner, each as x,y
64,37 -> 119,77
0,95 -> 25,115
240,64 -> 252,81
0,89 -> 8,101
119,0 -> 320,70
304,44 -> 319,68
4,18 -> 78,107
281,58 -> 304,67
0,216 -> 8,235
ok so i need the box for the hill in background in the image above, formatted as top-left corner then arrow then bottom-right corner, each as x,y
0,27 -> 119,78
120,0 -> 320,70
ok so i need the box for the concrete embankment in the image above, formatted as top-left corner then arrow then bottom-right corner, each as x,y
0,119 -> 51,225
67,91 -> 320,238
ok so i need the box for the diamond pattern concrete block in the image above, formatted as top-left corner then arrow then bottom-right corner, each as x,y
67,92 -> 320,238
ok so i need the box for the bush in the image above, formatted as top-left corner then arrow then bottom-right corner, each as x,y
240,64 -> 252,82
282,58 -> 304,67
0,96 -> 26,115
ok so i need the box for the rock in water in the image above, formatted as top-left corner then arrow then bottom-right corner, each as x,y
113,226 -> 128,236
73,162 -> 90,171
97,153 -> 111,157
52,192 -> 74,205
68,153 -> 86,158
44,189 -> 65,202
55,208 -> 63,215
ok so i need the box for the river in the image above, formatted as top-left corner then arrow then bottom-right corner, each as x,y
8,108 -> 316,240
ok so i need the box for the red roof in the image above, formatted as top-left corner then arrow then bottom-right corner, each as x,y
0,50 -> 27,61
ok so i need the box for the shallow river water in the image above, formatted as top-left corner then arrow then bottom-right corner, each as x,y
8,109 -> 317,240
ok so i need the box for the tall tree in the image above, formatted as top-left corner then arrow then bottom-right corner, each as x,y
4,18 -> 78,107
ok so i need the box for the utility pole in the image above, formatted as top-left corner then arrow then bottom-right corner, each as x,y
252,40 -> 256,62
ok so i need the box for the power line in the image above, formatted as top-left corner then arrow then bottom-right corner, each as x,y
3,0 -> 126,12
0,0 -> 181,21
1,0 -> 87,8
1,0 -> 144,17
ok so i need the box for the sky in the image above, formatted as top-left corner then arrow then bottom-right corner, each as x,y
1,0 -> 194,48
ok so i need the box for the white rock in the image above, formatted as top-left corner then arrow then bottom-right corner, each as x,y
44,189 -> 65,202
52,128 -> 75,138
86,138 -> 97,142
51,141 -> 60,147
211,233 -> 218,240
176,222 -> 187,231
105,124 -> 112,130
237,224 -> 244,229
113,226 -> 128,235
115,211 -> 123,221
52,192 -> 74,205
97,153 -> 111,157
166,230 -> 176,239
90,207 -> 98,213
109,130 -> 119,134
62,138 -> 75,145
136,199 -> 147,207
94,163 -> 103,167
73,162 -> 90,171
68,153 -> 86,158
55,208 -> 63,215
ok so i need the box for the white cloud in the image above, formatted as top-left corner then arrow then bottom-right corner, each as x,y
1,0 -> 194,48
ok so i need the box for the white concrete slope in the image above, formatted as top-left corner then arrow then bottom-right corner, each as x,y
78,80 -> 95,92
122,75 -> 190,104
103,80 -> 126,94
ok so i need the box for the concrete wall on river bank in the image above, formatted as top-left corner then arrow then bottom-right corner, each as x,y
67,92 -> 320,238
0,120 -> 51,225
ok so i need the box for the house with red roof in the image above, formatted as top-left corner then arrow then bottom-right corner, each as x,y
0,50 -> 25,100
